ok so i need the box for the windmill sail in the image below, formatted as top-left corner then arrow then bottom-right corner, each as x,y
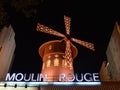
37,23 -> 65,38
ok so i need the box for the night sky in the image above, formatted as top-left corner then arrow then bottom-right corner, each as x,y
6,1 -> 120,75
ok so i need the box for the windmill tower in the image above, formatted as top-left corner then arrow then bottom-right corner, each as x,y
36,15 -> 95,82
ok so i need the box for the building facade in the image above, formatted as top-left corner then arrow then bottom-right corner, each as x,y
100,22 -> 120,81
0,25 -> 16,81
106,22 -> 120,81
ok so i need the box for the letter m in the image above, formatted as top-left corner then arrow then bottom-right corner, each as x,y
5,73 -> 16,81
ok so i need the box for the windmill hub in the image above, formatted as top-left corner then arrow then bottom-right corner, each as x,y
66,34 -> 71,40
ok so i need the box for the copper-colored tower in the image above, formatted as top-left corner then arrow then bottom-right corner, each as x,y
39,40 -> 78,81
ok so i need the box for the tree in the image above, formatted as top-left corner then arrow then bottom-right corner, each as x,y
0,0 -> 9,30
0,0 -> 42,30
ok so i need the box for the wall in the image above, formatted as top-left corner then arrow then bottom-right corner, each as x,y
106,22 -> 120,81
0,25 -> 16,81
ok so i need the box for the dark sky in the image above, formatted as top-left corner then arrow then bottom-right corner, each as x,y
6,1 -> 120,75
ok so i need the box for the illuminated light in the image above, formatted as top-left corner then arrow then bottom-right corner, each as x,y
69,62 -> 73,70
48,55 -> 51,59
0,82 -> 4,86
58,73 -> 100,82
4,82 -> 27,87
0,81 -> 101,86
53,82 -> 101,86
64,40 -> 73,68
75,82 -> 101,86
54,54 -> 59,58
5,73 -> 100,82
28,82 -> 49,86
64,15 -> 71,35
71,38 -> 95,51
59,73 -> 75,82
48,45 -> 52,50
36,23 -> 65,38
54,58 -> 59,66
5,73 -> 48,82
64,60 -> 67,66
47,60 -> 51,67
53,82 -> 74,85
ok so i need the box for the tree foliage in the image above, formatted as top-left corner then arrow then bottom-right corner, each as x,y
0,0 -> 9,30
0,0 -> 42,30
11,0 -> 41,17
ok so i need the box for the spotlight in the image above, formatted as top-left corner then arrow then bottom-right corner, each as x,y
25,84 -> 27,88
4,83 -> 7,87
14,84 -> 17,88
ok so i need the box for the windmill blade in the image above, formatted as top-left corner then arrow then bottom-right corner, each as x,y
71,38 -> 95,51
64,15 -> 71,35
64,40 -> 73,67
36,23 -> 65,38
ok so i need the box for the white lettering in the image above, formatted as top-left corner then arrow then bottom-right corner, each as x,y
76,73 -> 83,82
5,73 -> 100,82
5,73 -> 16,81
37,73 -> 40,81
24,73 -> 31,81
66,73 -> 75,82
93,73 -> 100,81
84,73 -> 93,82
15,73 -> 24,81
59,73 -> 66,81
31,73 -> 36,81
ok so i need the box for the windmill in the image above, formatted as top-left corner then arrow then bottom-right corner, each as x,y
36,15 -> 95,81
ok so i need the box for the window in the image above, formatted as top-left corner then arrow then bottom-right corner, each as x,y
54,58 -> 59,66
47,60 -> 51,67
62,59 -> 67,67
65,60 -> 67,66
48,45 -> 52,50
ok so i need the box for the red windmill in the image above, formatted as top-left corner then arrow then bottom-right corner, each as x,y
36,15 -> 95,81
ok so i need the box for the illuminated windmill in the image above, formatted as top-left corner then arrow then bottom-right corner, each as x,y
36,15 -> 95,82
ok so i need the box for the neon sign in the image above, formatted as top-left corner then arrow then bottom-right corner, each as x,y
5,73 -> 100,82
